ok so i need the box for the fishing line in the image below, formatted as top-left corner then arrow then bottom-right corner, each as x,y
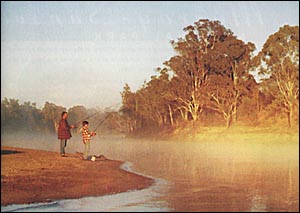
73,102 -> 121,131
92,112 -> 113,132
72,102 -> 121,127
72,109 -> 102,127
92,102 -> 122,133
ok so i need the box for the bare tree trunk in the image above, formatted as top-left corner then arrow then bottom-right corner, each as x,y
256,90 -> 261,113
163,114 -> 168,125
54,121 -> 58,132
179,108 -> 188,121
189,102 -> 201,121
232,61 -> 239,125
190,109 -> 198,121
232,103 -> 237,124
287,103 -> 294,128
290,104 -> 294,127
287,112 -> 291,128
224,113 -> 232,129
127,121 -> 133,133
168,105 -> 174,126
286,102 -> 296,128
156,112 -> 163,127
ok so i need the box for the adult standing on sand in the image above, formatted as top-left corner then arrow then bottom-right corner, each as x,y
58,111 -> 74,157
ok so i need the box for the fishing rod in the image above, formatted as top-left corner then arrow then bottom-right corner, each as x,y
72,109 -> 102,128
72,103 -> 121,128
92,112 -> 113,132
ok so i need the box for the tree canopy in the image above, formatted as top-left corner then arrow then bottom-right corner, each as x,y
121,20 -> 299,135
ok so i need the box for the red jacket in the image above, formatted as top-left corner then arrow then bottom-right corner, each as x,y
57,118 -> 72,139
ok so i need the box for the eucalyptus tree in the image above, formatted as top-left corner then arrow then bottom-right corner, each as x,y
120,84 -> 139,133
137,68 -> 173,127
164,19 -> 256,128
204,34 -> 256,127
163,19 -> 234,122
254,25 -> 299,127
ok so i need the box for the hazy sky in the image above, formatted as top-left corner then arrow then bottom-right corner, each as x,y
1,1 -> 299,109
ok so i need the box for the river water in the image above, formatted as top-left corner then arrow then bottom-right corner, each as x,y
1,133 -> 299,212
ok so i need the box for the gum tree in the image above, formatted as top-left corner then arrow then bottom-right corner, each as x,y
163,19 -> 233,122
204,34 -> 256,127
254,25 -> 299,127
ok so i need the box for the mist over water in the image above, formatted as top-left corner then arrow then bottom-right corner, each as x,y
1,132 -> 58,152
1,131 -> 299,212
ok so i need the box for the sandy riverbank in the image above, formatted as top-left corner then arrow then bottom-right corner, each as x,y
1,146 -> 154,206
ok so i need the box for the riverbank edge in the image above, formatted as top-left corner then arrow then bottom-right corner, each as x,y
1,146 -> 154,206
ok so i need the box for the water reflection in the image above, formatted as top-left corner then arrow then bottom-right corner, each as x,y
1,133 -> 299,212
93,136 -> 299,212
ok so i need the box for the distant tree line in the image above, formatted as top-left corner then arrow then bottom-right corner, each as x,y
120,19 -> 299,135
1,99 -> 123,134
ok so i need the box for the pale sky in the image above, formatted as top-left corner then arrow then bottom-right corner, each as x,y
1,1 -> 299,109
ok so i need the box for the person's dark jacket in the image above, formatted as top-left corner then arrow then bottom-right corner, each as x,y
57,119 -> 72,139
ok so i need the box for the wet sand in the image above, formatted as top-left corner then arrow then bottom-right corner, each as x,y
1,146 -> 154,206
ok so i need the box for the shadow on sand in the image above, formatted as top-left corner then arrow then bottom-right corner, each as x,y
1,150 -> 23,155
